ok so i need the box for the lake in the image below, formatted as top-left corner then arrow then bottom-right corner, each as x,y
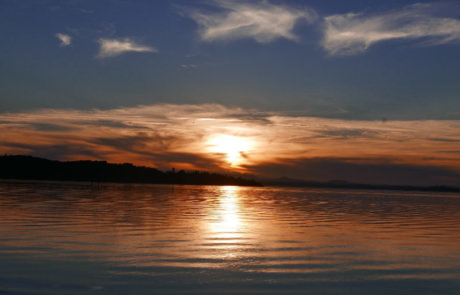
1,180 -> 459,294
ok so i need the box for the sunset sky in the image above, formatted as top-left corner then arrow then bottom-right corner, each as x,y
1,0 -> 460,186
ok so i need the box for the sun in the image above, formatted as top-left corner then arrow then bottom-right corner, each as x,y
208,135 -> 252,166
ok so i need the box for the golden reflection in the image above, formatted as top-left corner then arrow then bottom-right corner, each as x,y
2,184 -> 460,275
208,186 -> 243,240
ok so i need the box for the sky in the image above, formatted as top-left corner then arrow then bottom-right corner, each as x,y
1,0 -> 460,186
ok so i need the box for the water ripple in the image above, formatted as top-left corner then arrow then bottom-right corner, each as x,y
1,181 -> 460,294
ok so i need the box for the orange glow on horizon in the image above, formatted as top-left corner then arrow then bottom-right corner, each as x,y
0,103 -> 459,183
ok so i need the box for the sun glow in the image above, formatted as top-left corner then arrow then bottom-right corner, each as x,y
208,135 -> 252,166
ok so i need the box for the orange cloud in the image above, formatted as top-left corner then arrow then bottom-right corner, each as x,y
0,104 -> 459,183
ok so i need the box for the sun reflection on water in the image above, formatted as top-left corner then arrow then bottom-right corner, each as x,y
2,182 -> 460,289
208,186 -> 244,241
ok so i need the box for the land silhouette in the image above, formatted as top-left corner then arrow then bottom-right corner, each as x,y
262,177 -> 460,193
1,155 -> 459,192
0,155 -> 261,186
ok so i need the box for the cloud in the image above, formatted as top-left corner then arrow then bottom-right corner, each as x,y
56,33 -> 71,47
184,0 -> 316,43
4,142 -> 101,160
315,129 -> 379,140
97,38 -> 157,58
181,64 -> 197,69
322,3 -> 460,55
0,104 -> 459,185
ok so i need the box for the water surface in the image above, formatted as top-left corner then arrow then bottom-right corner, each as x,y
1,181 -> 459,294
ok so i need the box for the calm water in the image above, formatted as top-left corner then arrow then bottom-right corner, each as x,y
1,181 -> 459,295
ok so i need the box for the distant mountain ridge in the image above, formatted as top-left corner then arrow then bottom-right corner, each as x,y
0,155 -> 261,187
262,176 -> 460,193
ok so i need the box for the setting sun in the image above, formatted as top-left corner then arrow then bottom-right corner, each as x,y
208,135 -> 252,166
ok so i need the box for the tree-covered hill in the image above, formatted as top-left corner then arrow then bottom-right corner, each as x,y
0,155 -> 261,187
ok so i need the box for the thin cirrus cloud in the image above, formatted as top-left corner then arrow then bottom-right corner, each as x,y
56,33 -> 71,47
322,3 -> 460,56
183,0 -> 317,43
96,38 -> 157,58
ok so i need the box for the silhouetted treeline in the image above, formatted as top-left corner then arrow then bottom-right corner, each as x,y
0,155 -> 261,186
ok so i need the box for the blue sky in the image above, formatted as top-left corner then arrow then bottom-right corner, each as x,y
1,0 -> 460,185
1,0 -> 460,120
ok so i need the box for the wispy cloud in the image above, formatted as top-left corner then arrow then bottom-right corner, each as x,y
322,3 -> 460,55
56,33 -> 71,47
0,104 -> 459,182
181,64 -> 198,69
184,0 -> 316,43
97,38 -> 157,58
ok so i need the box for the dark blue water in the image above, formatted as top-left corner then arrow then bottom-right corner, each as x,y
0,181 -> 459,294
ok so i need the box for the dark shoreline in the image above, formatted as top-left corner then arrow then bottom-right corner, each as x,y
1,155 -> 459,193
0,155 -> 262,187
